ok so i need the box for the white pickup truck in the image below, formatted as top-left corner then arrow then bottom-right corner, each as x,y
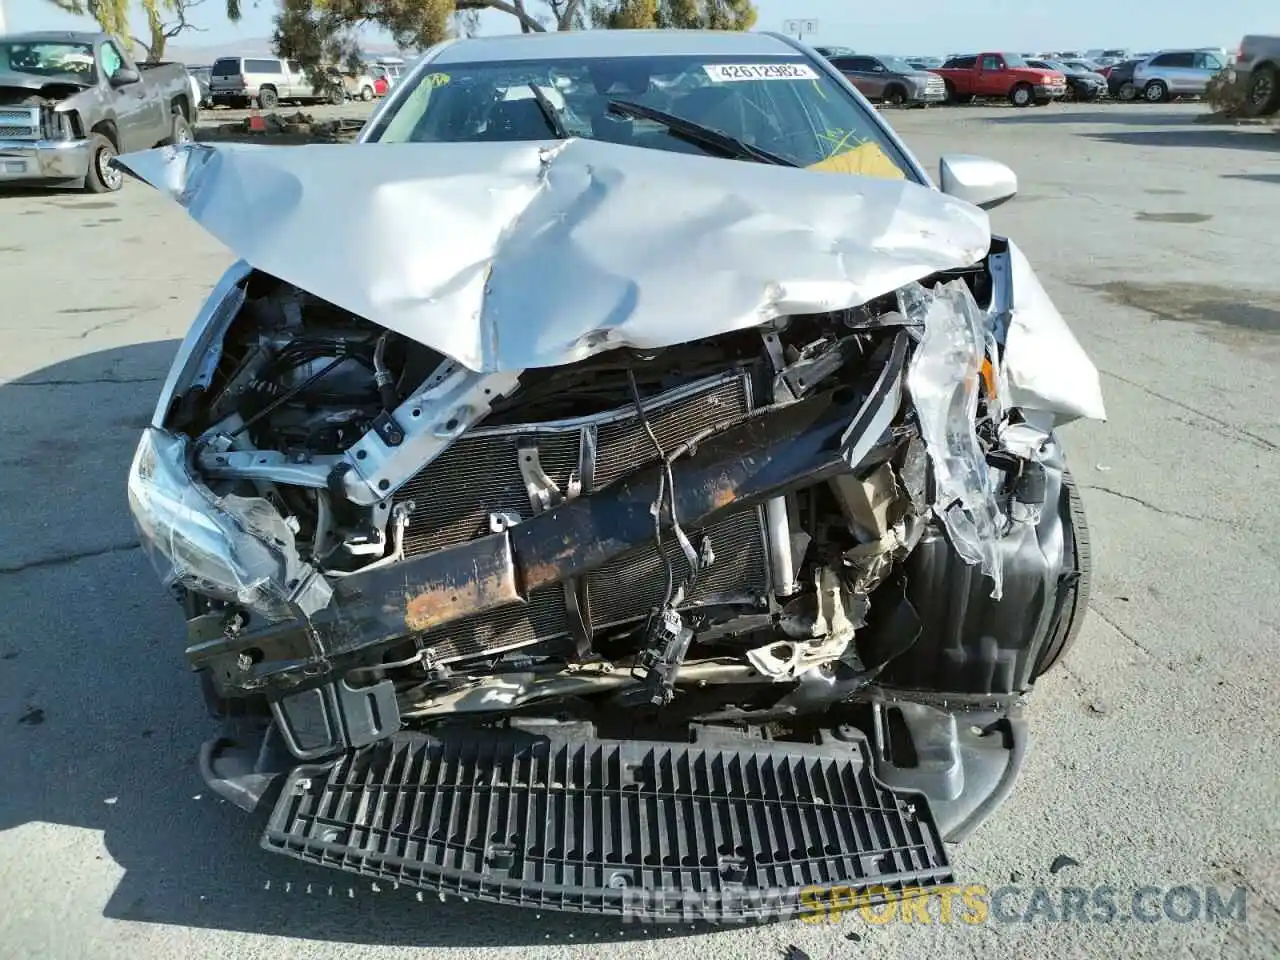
0,30 -> 197,192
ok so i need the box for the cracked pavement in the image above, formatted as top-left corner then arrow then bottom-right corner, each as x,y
0,102 -> 1277,959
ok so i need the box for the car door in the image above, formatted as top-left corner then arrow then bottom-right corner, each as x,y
285,60 -> 306,99
832,56 -> 879,98
1193,52 -> 1224,92
1160,52 -> 1196,92
98,40 -> 148,152
863,58 -> 896,98
978,54 -> 1005,95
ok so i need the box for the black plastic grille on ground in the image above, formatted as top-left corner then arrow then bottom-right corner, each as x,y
263,730 -> 951,920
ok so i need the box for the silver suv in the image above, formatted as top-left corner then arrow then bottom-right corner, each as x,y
209,56 -> 343,109
1132,49 -> 1226,102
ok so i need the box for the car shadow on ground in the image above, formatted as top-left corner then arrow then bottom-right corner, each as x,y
983,106 -> 1208,126
0,343 -> 721,947
0,184 -> 87,199
1084,126 -> 1280,151
1222,171 -> 1280,184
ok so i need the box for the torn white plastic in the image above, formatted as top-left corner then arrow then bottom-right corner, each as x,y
114,138 -> 991,373
904,279 -> 1006,599
1001,240 -> 1107,422
750,568 -> 860,680
127,428 -> 331,621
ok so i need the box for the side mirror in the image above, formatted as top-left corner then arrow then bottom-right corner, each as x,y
939,154 -> 1018,210
110,66 -> 140,87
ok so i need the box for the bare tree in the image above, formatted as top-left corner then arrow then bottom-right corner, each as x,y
47,0 -> 244,62
272,0 -> 754,77
135,0 -> 208,62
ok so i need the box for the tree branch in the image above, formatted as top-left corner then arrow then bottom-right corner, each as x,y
455,0 -> 547,34
513,0 -> 532,33
557,0 -> 583,29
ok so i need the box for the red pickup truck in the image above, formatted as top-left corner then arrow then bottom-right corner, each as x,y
931,52 -> 1068,107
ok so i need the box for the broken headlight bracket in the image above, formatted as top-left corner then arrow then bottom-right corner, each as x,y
194,362 -> 522,506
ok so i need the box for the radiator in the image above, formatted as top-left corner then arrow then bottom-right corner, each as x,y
393,372 -> 772,664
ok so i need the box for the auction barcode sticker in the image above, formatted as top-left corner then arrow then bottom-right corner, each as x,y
704,63 -> 820,82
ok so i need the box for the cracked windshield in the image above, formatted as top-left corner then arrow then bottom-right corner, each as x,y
371,55 -> 908,179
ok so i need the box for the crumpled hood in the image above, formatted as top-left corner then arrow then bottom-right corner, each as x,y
116,137 -> 991,373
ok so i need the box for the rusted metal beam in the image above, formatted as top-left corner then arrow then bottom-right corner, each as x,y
189,333 -> 909,694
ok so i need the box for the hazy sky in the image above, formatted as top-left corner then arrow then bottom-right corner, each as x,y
2,0 -> 1267,54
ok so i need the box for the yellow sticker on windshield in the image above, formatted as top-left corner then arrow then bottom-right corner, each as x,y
807,142 -> 906,180
424,72 -> 451,88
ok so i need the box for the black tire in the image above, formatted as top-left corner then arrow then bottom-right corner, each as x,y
1009,82 -> 1033,107
944,81 -> 972,104
162,112 -> 194,147
329,87 -> 345,105
359,84 -> 374,102
1244,65 -> 1280,117
1118,81 -> 1138,101
257,85 -> 279,110
883,84 -> 907,106
1143,79 -> 1168,103
1034,470 -> 1093,677
83,132 -> 122,193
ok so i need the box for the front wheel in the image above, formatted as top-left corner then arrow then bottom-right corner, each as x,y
1034,470 -> 1093,677
162,112 -> 194,147
360,85 -> 374,102
84,132 -> 122,193
883,85 -> 906,106
1143,79 -> 1168,103
1244,65 -> 1280,116
1009,83 -> 1033,107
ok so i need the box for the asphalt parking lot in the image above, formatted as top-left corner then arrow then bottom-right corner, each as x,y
1,101 -> 1277,960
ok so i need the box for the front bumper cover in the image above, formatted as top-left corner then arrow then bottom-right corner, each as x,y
0,137 -> 92,182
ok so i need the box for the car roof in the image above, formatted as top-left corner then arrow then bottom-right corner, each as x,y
0,30 -> 103,44
431,29 -> 802,64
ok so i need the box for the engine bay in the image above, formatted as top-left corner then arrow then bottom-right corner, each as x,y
139,250 -> 1080,745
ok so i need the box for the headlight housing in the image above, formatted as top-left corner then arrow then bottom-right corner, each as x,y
127,427 -> 331,621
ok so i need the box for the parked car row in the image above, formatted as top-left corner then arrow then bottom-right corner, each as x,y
820,46 -> 1237,107
186,55 -> 410,110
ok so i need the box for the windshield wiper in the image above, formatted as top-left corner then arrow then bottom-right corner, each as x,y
528,83 -> 569,139
606,98 -> 797,167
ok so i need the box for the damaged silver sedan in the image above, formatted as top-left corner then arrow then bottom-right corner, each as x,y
121,30 -> 1105,921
